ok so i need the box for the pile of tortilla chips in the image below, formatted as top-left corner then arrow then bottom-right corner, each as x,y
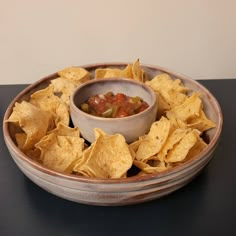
6,59 -> 216,178
95,59 -> 147,82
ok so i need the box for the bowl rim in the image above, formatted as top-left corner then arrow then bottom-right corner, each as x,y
70,77 -> 157,121
3,62 -> 223,184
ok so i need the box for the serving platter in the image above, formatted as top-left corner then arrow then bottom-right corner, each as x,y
3,62 -> 223,206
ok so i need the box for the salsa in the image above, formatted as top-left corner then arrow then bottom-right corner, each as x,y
80,92 -> 149,118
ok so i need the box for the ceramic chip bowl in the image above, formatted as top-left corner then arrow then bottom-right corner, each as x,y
70,78 -> 158,143
3,63 -> 223,206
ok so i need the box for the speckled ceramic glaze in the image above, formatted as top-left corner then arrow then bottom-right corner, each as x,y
3,63 -> 223,206
70,78 -> 158,143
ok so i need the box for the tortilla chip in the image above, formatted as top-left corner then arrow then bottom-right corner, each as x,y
95,59 -> 146,82
146,73 -> 188,94
35,132 -> 84,173
50,77 -> 77,105
186,135 -> 208,160
166,93 -> 202,122
187,109 -> 216,132
95,64 -> 133,79
134,159 -> 167,174
135,117 -> 171,161
76,130 -> 133,178
58,67 -> 91,84
157,128 -> 189,161
132,59 -> 146,82
165,130 -> 199,163
6,101 -> 52,151
145,73 -> 188,116
155,92 -> 171,118
30,85 -> 69,126
48,122 -> 80,137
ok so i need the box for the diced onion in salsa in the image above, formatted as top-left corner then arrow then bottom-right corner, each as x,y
80,92 -> 149,118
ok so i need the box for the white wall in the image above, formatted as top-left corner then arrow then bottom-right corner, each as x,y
1,0 -> 236,84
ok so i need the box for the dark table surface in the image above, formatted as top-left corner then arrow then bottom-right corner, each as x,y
0,80 -> 236,236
